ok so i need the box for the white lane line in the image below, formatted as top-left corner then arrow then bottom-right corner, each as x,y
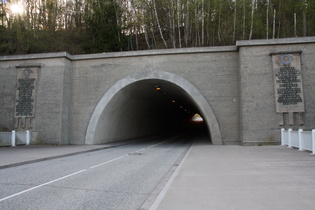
146,140 -> 170,149
0,169 -> 86,202
135,148 -> 146,153
91,139 -> 172,168
135,134 -> 182,153
90,155 -> 127,169
149,139 -> 195,210
0,135 -> 182,202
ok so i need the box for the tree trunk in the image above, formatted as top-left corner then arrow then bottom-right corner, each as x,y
185,0 -> 189,47
277,2 -> 281,38
243,0 -> 246,39
294,13 -> 297,37
113,0 -> 122,50
153,0 -> 168,48
266,0 -> 269,39
195,1 -> 199,46
131,0 -> 139,50
249,0 -> 255,40
201,0 -> 204,46
206,1 -> 211,46
273,9 -> 276,39
218,3 -> 222,43
144,24 -> 151,49
171,0 -> 176,48
151,29 -> 156,49
178,0 -> 182,48
233,0 -> 237,42
303,0 -> 307,36
135,25 -> 139,50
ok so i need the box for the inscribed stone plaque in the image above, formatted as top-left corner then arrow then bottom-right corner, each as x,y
272,53 -> 304,113
15,67 -> 39,117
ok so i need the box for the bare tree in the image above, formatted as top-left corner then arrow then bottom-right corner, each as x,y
266,0 -> 269,39
177,0 -> 182,48
233,0 -> 237,42
201,0 -> 204,46
153,0 -> 168,47
303,0 -> 307,36
273,9 -> 276,39
169,0 -> 176,48
218,2 -> 222,43
294,12 -> 297,37
184,0 -> 190,47
242,0 -> 246,39
249,0 -> 255,40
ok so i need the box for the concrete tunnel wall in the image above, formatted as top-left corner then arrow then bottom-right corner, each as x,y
2,38 -> 314,145
85,71 -> 222,145
0,46 -> 239,145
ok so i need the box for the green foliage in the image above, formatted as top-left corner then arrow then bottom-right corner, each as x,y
0,0 -> 314,55
83,0 -> 124,53
0,25 -> 88,55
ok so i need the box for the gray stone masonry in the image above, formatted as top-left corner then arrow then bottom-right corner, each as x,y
0,37 -> 315,145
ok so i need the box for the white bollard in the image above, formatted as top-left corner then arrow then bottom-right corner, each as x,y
298,129 -> 303,151
281,128 -> 285,146
11,130 -> 16,147
312,129 -> 315,155
288,128 -> 292,148
26,130 -> 30,145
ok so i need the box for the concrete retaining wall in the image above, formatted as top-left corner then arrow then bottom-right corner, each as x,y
238,38 -> 315,145
0,37 -> 314,145
70,47 -> 239,144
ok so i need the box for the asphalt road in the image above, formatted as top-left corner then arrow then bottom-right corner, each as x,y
0,133 -> 194,210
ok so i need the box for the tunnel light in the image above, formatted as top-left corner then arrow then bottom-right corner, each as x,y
154,85 -> 161,91
172,100 -> 176,103
192,113 -> 204,122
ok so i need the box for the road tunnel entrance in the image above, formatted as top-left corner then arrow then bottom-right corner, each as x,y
85,71 -> 222,145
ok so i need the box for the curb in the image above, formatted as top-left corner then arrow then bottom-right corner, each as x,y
0,139 -> 142,169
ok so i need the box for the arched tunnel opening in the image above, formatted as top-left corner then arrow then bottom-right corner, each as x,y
86,71 -> 222,145
88,79 -> 209,144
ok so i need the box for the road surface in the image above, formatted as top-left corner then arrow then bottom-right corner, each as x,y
0,133 -> 194,210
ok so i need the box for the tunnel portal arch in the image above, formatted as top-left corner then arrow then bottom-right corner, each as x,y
85,70 -> 222,145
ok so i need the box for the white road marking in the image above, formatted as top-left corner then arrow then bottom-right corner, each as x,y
0,169 -> 86,202
90,155 -> 128,169
0,135 -> 181,203
92,136 -> 179,168
135,134 -> 184,153
135,140 -> 169,153
149,140 -> 195,210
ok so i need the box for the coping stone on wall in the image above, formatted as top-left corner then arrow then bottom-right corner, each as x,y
1,37 -> 315,62
0,46 -> 237,61
72,46 -> 237,60
0,52 -> 74,61
236,37 -> 315,49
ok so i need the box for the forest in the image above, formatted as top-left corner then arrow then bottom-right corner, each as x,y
0,0 -> 314,55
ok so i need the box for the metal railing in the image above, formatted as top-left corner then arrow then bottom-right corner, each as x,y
281,128 -> 315,154
0,130 -> 31,147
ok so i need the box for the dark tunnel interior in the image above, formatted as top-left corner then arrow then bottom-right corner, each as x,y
92,79 -> 211,144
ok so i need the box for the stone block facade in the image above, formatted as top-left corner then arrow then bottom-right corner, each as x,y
0,38 -> 314,145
